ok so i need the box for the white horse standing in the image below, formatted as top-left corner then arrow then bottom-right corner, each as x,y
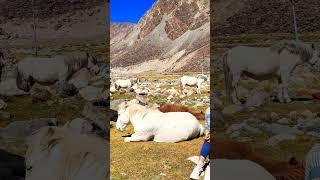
114,78 -> 138,90
223,41 -> 320,104
116,102 -> 204,142
180,75 -> 208,94
16,51 -> 99,92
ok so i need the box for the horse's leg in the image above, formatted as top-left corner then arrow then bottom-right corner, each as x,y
124,132 -> 152,142
277,78 -> 284,103
281,73 -> 291,103
231,72 -> 241,104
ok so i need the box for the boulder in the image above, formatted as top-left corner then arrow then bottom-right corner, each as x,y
68,68 -> 91,89
79,86 -> 104,101
245,90 -> 270,107
223,104 -> 243,115
266,134 -> 297,146
0,118 -> 57,138
0,79 -> 29,96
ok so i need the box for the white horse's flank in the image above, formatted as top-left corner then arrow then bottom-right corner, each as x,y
223,41 -> 320,104
16,51 -> 99,92
114,79 -> 132,90
25,126 -> 108,180
116,102 -> 204,142
180,75 -> 208,94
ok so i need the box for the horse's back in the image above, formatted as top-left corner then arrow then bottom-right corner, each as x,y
228,46 -> 280,75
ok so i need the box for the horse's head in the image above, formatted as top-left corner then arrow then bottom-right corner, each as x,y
309,43 -> 320,66
197,74 -> 208,82
116,101 -> 130,131
87,52 -> 100,75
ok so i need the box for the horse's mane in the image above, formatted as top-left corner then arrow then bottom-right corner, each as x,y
213,140 -> 305,180
63,51 -> 97,73
197,74 -> 208,81
270,40 -> 314,62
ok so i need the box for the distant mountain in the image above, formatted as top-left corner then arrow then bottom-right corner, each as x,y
212,0 -> 320,36
111,0 -> 210,74
110,23 -> 135,45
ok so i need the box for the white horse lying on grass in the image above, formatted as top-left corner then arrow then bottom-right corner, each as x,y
223,40 -> 320,104
180,75 -> 208,94
116,101 -> 204,142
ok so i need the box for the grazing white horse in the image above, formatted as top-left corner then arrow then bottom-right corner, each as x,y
25,126 -> 108,180
116,101 -> 204,142
16,51 -> 99,92
114,78 -> 138,90
180,75 -> 208,94
223,41 -> 320,104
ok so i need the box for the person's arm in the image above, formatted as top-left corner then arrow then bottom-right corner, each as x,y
205,107 -> 210,135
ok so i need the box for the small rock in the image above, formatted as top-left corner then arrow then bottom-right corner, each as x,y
222,104 -> 243,115
267,134 -> 297,146
0,99 -> 7,110
278,118 -> 290,125
0,111 -> 11,120
270,112 -> 279,121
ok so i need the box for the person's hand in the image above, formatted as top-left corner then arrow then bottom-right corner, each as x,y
204,134 -> 210,142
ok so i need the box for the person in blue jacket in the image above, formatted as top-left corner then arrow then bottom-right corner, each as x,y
190,106 -> 211,179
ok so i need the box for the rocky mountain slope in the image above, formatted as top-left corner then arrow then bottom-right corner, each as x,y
110,23 -> 134,45
212,0 -> 320,36
111,0 -> 210,74
0,0 -> 107,48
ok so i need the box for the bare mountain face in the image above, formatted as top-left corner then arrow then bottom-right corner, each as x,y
0,0 -> 107,47
110,23 -> 134,45
212,0 -> 320,36
111,0 -> 210,74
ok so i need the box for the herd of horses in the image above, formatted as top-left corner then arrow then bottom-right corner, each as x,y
113,74 -> 208,94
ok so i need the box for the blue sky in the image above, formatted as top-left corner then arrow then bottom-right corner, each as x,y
111,0 -> 157,24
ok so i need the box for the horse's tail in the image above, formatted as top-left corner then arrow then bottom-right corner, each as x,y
222,51 -> 232,104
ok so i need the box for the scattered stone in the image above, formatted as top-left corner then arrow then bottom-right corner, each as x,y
68,68 -> 91,89
267,134 -> 297,146
0,99 -> 7,110
79,86 -> 103,101
245,90 -> 270,107
31,88 -> 52,102
277,118 -> 290,125
300,110 -> 315,119
0,118 -> 57,138
0,79 -> 29,96
289,111 -> 297,121
270,112 -> 279,121
264,123 -> 303,135
222,104 -> 243,115
0,111 -> 11,120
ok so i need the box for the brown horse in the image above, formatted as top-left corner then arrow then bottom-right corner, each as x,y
212,140 -> 305,180
158,104 -> 205,120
